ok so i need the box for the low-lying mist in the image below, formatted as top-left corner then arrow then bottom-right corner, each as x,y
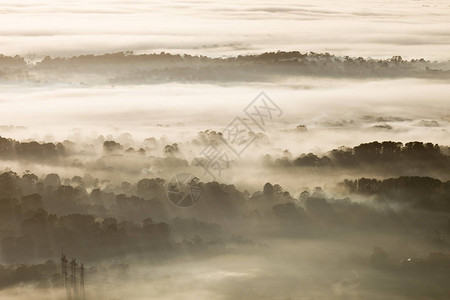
0,51 -> 449,300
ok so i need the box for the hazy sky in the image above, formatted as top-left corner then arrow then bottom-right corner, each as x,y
1,0 -> 450,59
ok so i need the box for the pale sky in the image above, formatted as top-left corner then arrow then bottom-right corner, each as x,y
1,0 -> 450,59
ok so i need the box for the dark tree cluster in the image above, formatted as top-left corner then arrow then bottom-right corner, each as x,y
0,259 -> 59,289
1,206 -> 171,264
341,176 -> 450,211
0,136 -> 65,161
0,170 -> 174,264
0,170 -> 174,220
0,54 -> 26,68
0,170 -> 250,265
267,141 -> 450,174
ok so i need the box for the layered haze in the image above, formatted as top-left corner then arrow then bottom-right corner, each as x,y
0,1 -> 449,300
0,0 -> 450,60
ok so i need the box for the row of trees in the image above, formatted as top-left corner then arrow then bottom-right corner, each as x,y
0,136 -> 65,161
1,209 -> 171,263
1,168 -> 449,264
341,176 -> 450,211
1,51 -> 449,83
2,136 -> 448,176
268,141 -> 449,171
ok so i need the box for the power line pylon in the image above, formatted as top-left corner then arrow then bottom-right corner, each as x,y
70,258 -> 78,299
80,263 -> 85,300
61,253 -> 71,299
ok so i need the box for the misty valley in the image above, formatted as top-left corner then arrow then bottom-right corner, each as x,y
0,103 -> 449,299
1,0 -> 450,298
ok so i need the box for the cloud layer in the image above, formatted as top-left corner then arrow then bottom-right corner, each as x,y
1,0 -> 450,59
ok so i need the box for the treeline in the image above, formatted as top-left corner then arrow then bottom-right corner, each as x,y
1,168 -> 449,265
266,141 -> 450,174
0,170 -> 243,263
2,136 -> 448,178
0,54 -> 26,68
0,171 -> 168,218
0,170 -> 172,262
0,172 -> 173,263
0,259 -> 59,289
1,51 -> 450,84
247,183 -> 422,237
0,136 -> 65,161
340,176 -> 450,211
1,209 -> 171,263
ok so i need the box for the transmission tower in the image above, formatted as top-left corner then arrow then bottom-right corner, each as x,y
61,254 -> 71,299
80,263 -> 85,300
70,258 -> 78,299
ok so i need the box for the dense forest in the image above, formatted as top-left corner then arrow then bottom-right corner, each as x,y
0,164 -> 449,292
1,52 -> 450,84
